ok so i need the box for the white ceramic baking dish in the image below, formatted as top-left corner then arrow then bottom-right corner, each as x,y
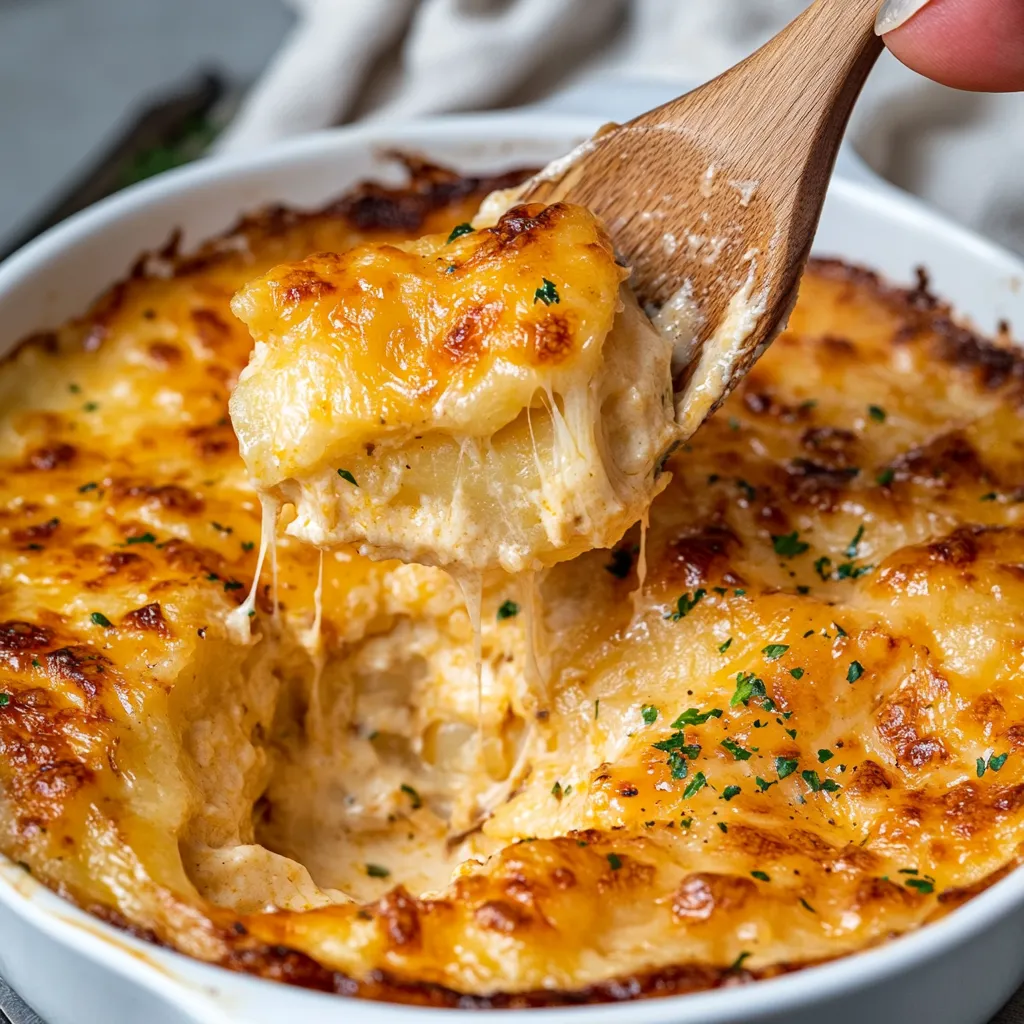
2,99 -> 1024,1024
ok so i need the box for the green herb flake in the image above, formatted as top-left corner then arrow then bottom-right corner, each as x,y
814,556 -> 833,581
68,383 -> 81,394
722,785 -> 742,801
717,822 -> 728,833
762,643 -> 789,661
606,852 -> 623,871
667,751 -> 688,779
551,781 -> 564,801
210,521 -> 232,534
755,776 -> 776,792
672,707 -> 722,728
751,870 -> 770,882
905,878 -> 935,894
0,694 -> 9,708
666,588 -> 707,621
82,401 -> 99,412
790,667 -> 805,679
800,898 -> 816,913
801,769 -> 840,793
817,748 -> 834,763
720,738 -> 752,761
496,599 -> 520,621
845,524 -> 865,559
775,757 -> 798,780
980,492 -> 998,502
605,548 -> 633,578
731,672 -> 773,709
772,531 -> 809,557
728,416 -> 741,431
366,863 -> 391,878
534,278 -> 560,306
847,660 -> 864,683
223,580 -> 243,592
737,479 -> 757,502
641,704 -> 659,726
785,728 -> 797,740
990,752 -> 1009,772
718,637 -> 733,654
90,612 -> 112,628
241,541 -> 255,552
680,817 -> 693,829
126,532 -> 156,545
401,783 -> 422,809
336,468 -> 358,486
683,772 -> 707,799
877,468 -> 895,486
729,951 -> 752,972
976,756 -> 987,778
868,404 -> 886,423
446,222 -> 474,243
78,481 -> 98,493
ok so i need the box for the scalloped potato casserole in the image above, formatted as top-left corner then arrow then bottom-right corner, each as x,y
3,161 -> 1024,1007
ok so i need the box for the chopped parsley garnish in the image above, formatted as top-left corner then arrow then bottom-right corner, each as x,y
653,734 -> 701,758
978,752 -> 1009,776
82,401 -> 99,412
606,853 -> 623,871
366,863 -> 391,878
905,877 -> 934,894
126,532 -> 156,545
683,772 -> 707,798
729,951 -> 752,972
731,672 -> 774,710
845,524 -> 865,558
0,694 -> 9,708
551,781 -> 564,800
211,521 -> 232,534
68,383 -> 81,394
667,751 -> 689,779
718,637 -> 733,654
801,770 -> 840,793
728,416 -> 741,431
223,580 -> 243,592
868,405 -> 886,422
980,491 -> 998,502
722,785 -> 742,801
717,821 -> 728,833
877,467 -> 895,486
790,667 -> 805,679
534,278 -> 560,305
401,783 -> 422,809
605,548 -> 633,578
786,728 -> 797,739
78,481 -> 98,493
446,222 -> 474,243
90,612 -> 112,628
680,817 -> 693,829
672,707 -> 722,727
641,704 -> 659,726
835,560 -> 874,580
814,556 -> 832,581
847,660 -> 864,683
336,468 -> 358,486
721,738 -> 753,761
817,748 -> 834,763
800,898 -> 816,913
772,531 -> 809,557
496,599 -> 520,621
737,479 -> 757,502
31,659 -> 40,668
775,757 -> 798,779
666,588 -> 706,621
755,776 -> 776,792
761,643 -> 789,661
751,870 -> 770,882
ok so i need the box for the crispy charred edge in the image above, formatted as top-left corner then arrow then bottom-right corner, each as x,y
3,155 -> 537,365
807,258 -> 1024,390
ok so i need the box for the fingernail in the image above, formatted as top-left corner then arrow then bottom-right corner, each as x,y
875,0 -> 933,35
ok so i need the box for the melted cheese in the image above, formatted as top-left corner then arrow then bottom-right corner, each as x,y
3,167 -> 1024,1006
228,202 -> 679,574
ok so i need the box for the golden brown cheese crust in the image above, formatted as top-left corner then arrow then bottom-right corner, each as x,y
3,162 -> 1024,1006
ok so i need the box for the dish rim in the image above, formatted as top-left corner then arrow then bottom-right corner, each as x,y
1,109 -> 1024,1022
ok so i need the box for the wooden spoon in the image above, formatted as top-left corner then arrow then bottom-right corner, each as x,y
522,0 -> 883,435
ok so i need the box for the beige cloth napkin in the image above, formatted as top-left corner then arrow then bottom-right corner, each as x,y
217,0 -> 1024,257
218,4 -> 1024,1020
